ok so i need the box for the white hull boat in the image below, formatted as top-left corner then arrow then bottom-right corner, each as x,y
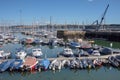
32,48 -> 43,58
16,51 -> 27,59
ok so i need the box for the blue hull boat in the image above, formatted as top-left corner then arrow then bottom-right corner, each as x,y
69,42 -> 81,48
36,59 -> 50,71
9,59 -> 23,71
0,59 -> 15,72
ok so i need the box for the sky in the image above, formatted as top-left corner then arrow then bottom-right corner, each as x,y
0,0 -> 119,25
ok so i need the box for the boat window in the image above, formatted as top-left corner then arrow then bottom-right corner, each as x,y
38,50 -> 41,51
33,50 -> 36,52
19,53 -> 22,55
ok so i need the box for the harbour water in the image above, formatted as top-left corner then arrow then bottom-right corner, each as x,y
0,33 -> 120,80
0,66 -> 120,80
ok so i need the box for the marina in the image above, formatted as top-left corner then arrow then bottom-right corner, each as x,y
0,32 -> 120,73
0,0 -> 120,80
0,30 -> 120,80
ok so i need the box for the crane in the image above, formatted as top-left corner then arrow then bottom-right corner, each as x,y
92,20 -> 99,25
93,4 -> 109,31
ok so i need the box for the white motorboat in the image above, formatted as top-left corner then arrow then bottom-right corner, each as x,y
32,48 -> 43,57
16,50 -> 27,59
49,59 -> 62,71
91,50 -> 100,56
13,37 -> 19,43
0,34 -> 4,44
59,48 -> 74,57
0,50 -> 11,59
61,60 -> 70,67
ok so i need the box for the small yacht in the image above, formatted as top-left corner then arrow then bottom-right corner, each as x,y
16,50 -> 27,59
36,58 -> 50,71
0,59 -> 15,72
69,41 -> 81,48
58,48 -> 74,57
21,56 -> 38,71
0,50 -> 11,59
49,59 -> 62,70
91,50 -> 100,56
9,59 -> 23,71
25,37 -> 34,44
32,48 -> 43,58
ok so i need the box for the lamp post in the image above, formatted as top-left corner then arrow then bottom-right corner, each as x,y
110,43 -> 113,55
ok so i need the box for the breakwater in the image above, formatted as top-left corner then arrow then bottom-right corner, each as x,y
57,30 -> 120,42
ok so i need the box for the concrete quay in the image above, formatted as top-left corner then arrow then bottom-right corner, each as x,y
0,53 -> 120,63
37,53 -> 120,62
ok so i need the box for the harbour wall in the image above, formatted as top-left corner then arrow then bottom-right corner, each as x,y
57,30 -> 85,40
85,31 -> 120,42
57,30 -> 120,42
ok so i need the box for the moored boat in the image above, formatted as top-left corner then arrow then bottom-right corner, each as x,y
32,48 -> 43,58
49,59 -> 62,71
81,59 -> 88,69
25,37 -> 34,44
74,49 -> 89,57
9,59 -> 23,71
93,58 -> 103,67
16,50 -> 27,59
87,59 -> 95,69
58,48 -> 74,57
69,41 -> 81,48
108,56 -> 119,68
48,37 -> 58,46
33,38 -> 43,44
0,50 -> 11,59
70,58 -> 79,69
61,59 -> 70,68
91,50 -> 100,56
0,59 -> 15,72
115,55 -> 120,63
36,58 -> 50,71
0,34 -> 4,44
100,47 -> 112,55
21,56 -> 38,71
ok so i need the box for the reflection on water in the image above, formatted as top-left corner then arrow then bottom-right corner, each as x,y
0,42 -> 64,58
0,66 -> 120,80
